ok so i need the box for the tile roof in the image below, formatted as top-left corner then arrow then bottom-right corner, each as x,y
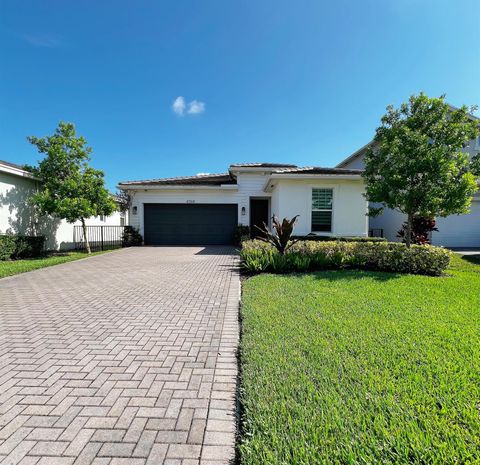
229,162 -> 298,168
0,159 -> 28,171
119,173 -> 236,186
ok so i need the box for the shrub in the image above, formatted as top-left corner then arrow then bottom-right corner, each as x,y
292,235 -> 387,243
256,216 -> 299,254
240,240 -> 452,276
234,225 -> 250,246
397,217 -> 438,245
122,226 -> 143,247
0,235 -> 16,260
0,235 -> 46,260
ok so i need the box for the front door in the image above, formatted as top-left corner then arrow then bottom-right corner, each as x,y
250,199 -> 270,238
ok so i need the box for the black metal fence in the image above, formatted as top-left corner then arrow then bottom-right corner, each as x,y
369,228 -> 384,238
74,225 -> 127,252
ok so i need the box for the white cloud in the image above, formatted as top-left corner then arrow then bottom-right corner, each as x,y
187,100 -> 205,115
172,96 -> 186,116
172,96 -> 205,116
23,33 -> 60,47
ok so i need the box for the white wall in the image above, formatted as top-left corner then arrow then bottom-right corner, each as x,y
0,171 -> 123,250
432,198 -> 480,247
128,173 -> 271,236
272,179 -> 368,237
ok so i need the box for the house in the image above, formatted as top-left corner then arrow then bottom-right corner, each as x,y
118,163 -> 367,245
0,159 -> 126,250
337,133 -> 480,248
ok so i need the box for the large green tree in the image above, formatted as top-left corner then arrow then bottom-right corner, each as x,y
28,122 -> 116,253
363,93 -> 480,247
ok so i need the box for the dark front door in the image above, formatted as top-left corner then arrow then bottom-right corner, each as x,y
250,199 -> 269,238
144,203 -> 238,245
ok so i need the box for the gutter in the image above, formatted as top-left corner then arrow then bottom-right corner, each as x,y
117,184 -> 238,191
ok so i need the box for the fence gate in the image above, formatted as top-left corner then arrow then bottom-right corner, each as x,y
74,225 -> 127,252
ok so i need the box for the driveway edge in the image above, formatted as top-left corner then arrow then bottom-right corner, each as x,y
201,257 -> 240,464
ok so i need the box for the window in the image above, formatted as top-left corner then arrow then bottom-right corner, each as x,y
311,188 -> 333,232
99,215 -> 106,222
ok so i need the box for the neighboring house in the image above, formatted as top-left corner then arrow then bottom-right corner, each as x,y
337,133 -> 480,248
118,163 -> 367,245
0,159 -> 126,250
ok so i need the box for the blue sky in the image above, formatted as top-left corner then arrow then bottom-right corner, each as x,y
1,0 -> 479,190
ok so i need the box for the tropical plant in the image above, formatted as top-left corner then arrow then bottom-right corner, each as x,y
397,216 -> 438,245
363,93 -> 480,247
255,215 -> 299,254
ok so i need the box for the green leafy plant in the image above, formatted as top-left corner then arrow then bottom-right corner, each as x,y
240,239 -> 451,276
234,224 -> 250,246
256,215 -> 299,254
122,226 -> 143,247
28,122 -> 116,254
363,93 -> 480,247
0,235 -> 45,260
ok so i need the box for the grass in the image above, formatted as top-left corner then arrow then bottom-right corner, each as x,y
0,251 -> 110,278
239,254 -> 480,465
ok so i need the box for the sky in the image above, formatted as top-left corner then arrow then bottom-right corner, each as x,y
1,0 -> 479,190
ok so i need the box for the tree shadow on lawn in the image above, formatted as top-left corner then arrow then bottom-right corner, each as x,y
306,268 -> 403,283
460,254 -> 480,266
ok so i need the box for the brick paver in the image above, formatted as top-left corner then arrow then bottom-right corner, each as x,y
0,247 -> 239,465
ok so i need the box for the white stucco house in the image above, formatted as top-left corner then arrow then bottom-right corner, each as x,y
118,163 -> 367,245
0,159 -> 126,250
337,134 -> 480,248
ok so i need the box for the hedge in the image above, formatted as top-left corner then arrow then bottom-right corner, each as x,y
0,235 -> 46,260
291,235 -> 387,242
240,240 -> 452,276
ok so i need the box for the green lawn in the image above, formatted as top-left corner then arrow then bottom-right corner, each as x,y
0,251 -> 109,278
239,254 -> 480,465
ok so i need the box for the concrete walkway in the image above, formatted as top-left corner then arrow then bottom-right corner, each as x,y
0,247 -> 239,465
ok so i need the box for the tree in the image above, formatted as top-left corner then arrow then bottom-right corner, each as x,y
363,93 -> 480,247
28,122 -> 116,253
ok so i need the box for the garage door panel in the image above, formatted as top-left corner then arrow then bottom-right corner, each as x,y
144,203 -> 238,245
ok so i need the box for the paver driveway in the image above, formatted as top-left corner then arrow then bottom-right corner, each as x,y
0,247 -> 239,465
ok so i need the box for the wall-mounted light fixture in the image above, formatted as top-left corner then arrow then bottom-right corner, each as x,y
241,206 -> 246,216
132,206 -> 138,215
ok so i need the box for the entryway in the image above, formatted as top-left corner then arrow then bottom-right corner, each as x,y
250,198 -> 270,238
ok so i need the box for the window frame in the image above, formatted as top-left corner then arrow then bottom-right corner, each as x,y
310,187 -> 334,234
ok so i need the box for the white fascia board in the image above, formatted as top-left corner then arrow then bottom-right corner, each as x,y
117,184 -> 238,191
263,174 -> 363,192
0,163 -> 39,180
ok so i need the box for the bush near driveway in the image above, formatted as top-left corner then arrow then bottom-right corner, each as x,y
0,234 -> 45,260
240,239 -> 451,276
239,255 -> 480,465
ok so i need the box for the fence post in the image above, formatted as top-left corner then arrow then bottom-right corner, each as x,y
101,226 -> 104,251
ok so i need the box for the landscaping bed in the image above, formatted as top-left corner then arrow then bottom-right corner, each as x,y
239,254 -> 480,464
241,239 -> 452,276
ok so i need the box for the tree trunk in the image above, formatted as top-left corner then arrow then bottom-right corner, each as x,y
405,213 -> 413,248
81,217 -> 91,254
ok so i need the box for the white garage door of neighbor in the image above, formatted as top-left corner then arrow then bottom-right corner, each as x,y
432,200 -> 480,248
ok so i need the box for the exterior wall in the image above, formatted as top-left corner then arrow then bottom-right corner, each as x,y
0,171 -> 123,250
340,140 -> 480,245
128,173 -> 270,236
272,179 -> 368,237
432,198 -> 480,247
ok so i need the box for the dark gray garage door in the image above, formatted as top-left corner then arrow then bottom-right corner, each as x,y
144,203 -> 238,245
